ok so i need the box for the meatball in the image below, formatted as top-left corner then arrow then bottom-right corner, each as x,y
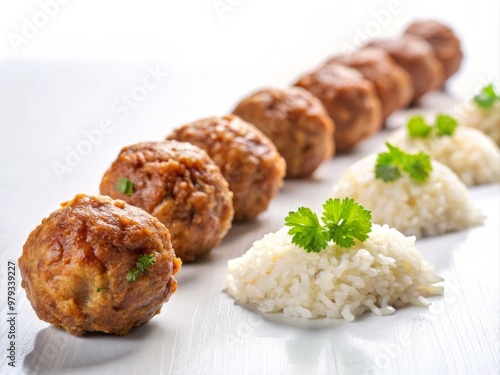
18,194 -> 181,336
100,141 -> 234,262
294,63 -> 382,152
405,19 -> 463,81
327,47 -> 414,120
232,87 -> 334,178
368,35 -> 445,102
167,115 -> 286,221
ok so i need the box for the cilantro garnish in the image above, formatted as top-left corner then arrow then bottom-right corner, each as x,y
473,84 -> 500,109
407,114 -> 457,139
375,143 -> 433,183
126,254 -> 156,282
407,116 -> 432,138
434,114 -> 458,137
285,207 -> 329,253
285,198 -> 372,253
115,176 -> 134,196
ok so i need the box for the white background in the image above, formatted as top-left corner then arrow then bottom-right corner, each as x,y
0,0 -> 498,87
0,1 -> 499,374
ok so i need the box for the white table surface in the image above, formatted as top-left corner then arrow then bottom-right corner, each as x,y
0,1 -> 499,374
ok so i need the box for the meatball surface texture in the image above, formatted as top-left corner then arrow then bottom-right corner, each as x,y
368,35 -> 445,102
167,115 -> 286,221
405,19 -> 463,81
295,63 -> 382,152
100,141 -> 234,262
19,194 -> 181,336
233,87 -> 334,178
327,47 -> 414,120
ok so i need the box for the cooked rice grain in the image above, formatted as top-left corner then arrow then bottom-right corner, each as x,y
227,225 -> 443,320
458,101 -> 500,146
331,155 -> 484,237
388,126 -> 500,186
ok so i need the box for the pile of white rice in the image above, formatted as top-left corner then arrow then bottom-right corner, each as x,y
331,155 -> 484,237
227,225 -> 443,320
457,100 -> 500,146
388,126 -> 500,186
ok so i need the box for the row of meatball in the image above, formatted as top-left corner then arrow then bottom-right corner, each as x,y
19,116 -> 283,335
18,18 -> 464,336
234,19 -> 463,166
100,19 -> 463,263
100,117 -> 286,262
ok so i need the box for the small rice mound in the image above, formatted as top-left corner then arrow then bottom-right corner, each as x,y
388,126 -> 500,186
457,100 -> 500,146
331,155 -> 484,237
227,225 -> 443,320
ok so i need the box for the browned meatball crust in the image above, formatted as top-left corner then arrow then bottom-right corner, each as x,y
368,35 -> 445,102
405,19 -> 463,81
232,87 -> 334,178
167,115 -> 286,221
19,194 -> 181,336
294,63 -> 382,152
327,47 -> 414,120
100,141 -> 234,262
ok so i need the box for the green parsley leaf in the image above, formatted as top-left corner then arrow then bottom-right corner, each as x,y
473,84 -> 499,109
375,162 -> 401,182
400,151 -> 433,183
434,114 -> 458,137
284,198 -> 372,252
285,207 -> 329,253
385,143 -> 406,160
322,198 -> 372,248
135,254 -> 156,273
375,153 -> 401,182
126,269 -> 139,283
375,143 -> 433,184
407,115 -> 432,138
126,254 -> 156,282
96,286 -> 105,292
406,114 -> 458,139
115,176 -> 134,196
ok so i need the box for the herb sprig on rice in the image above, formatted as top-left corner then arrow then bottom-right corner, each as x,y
227,224 -> 444,320
375,143 -> 433,183
229,184 -> 448,321
407,114 -> 458,138
473,84 -> 500,109
285,198 -> 372,252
